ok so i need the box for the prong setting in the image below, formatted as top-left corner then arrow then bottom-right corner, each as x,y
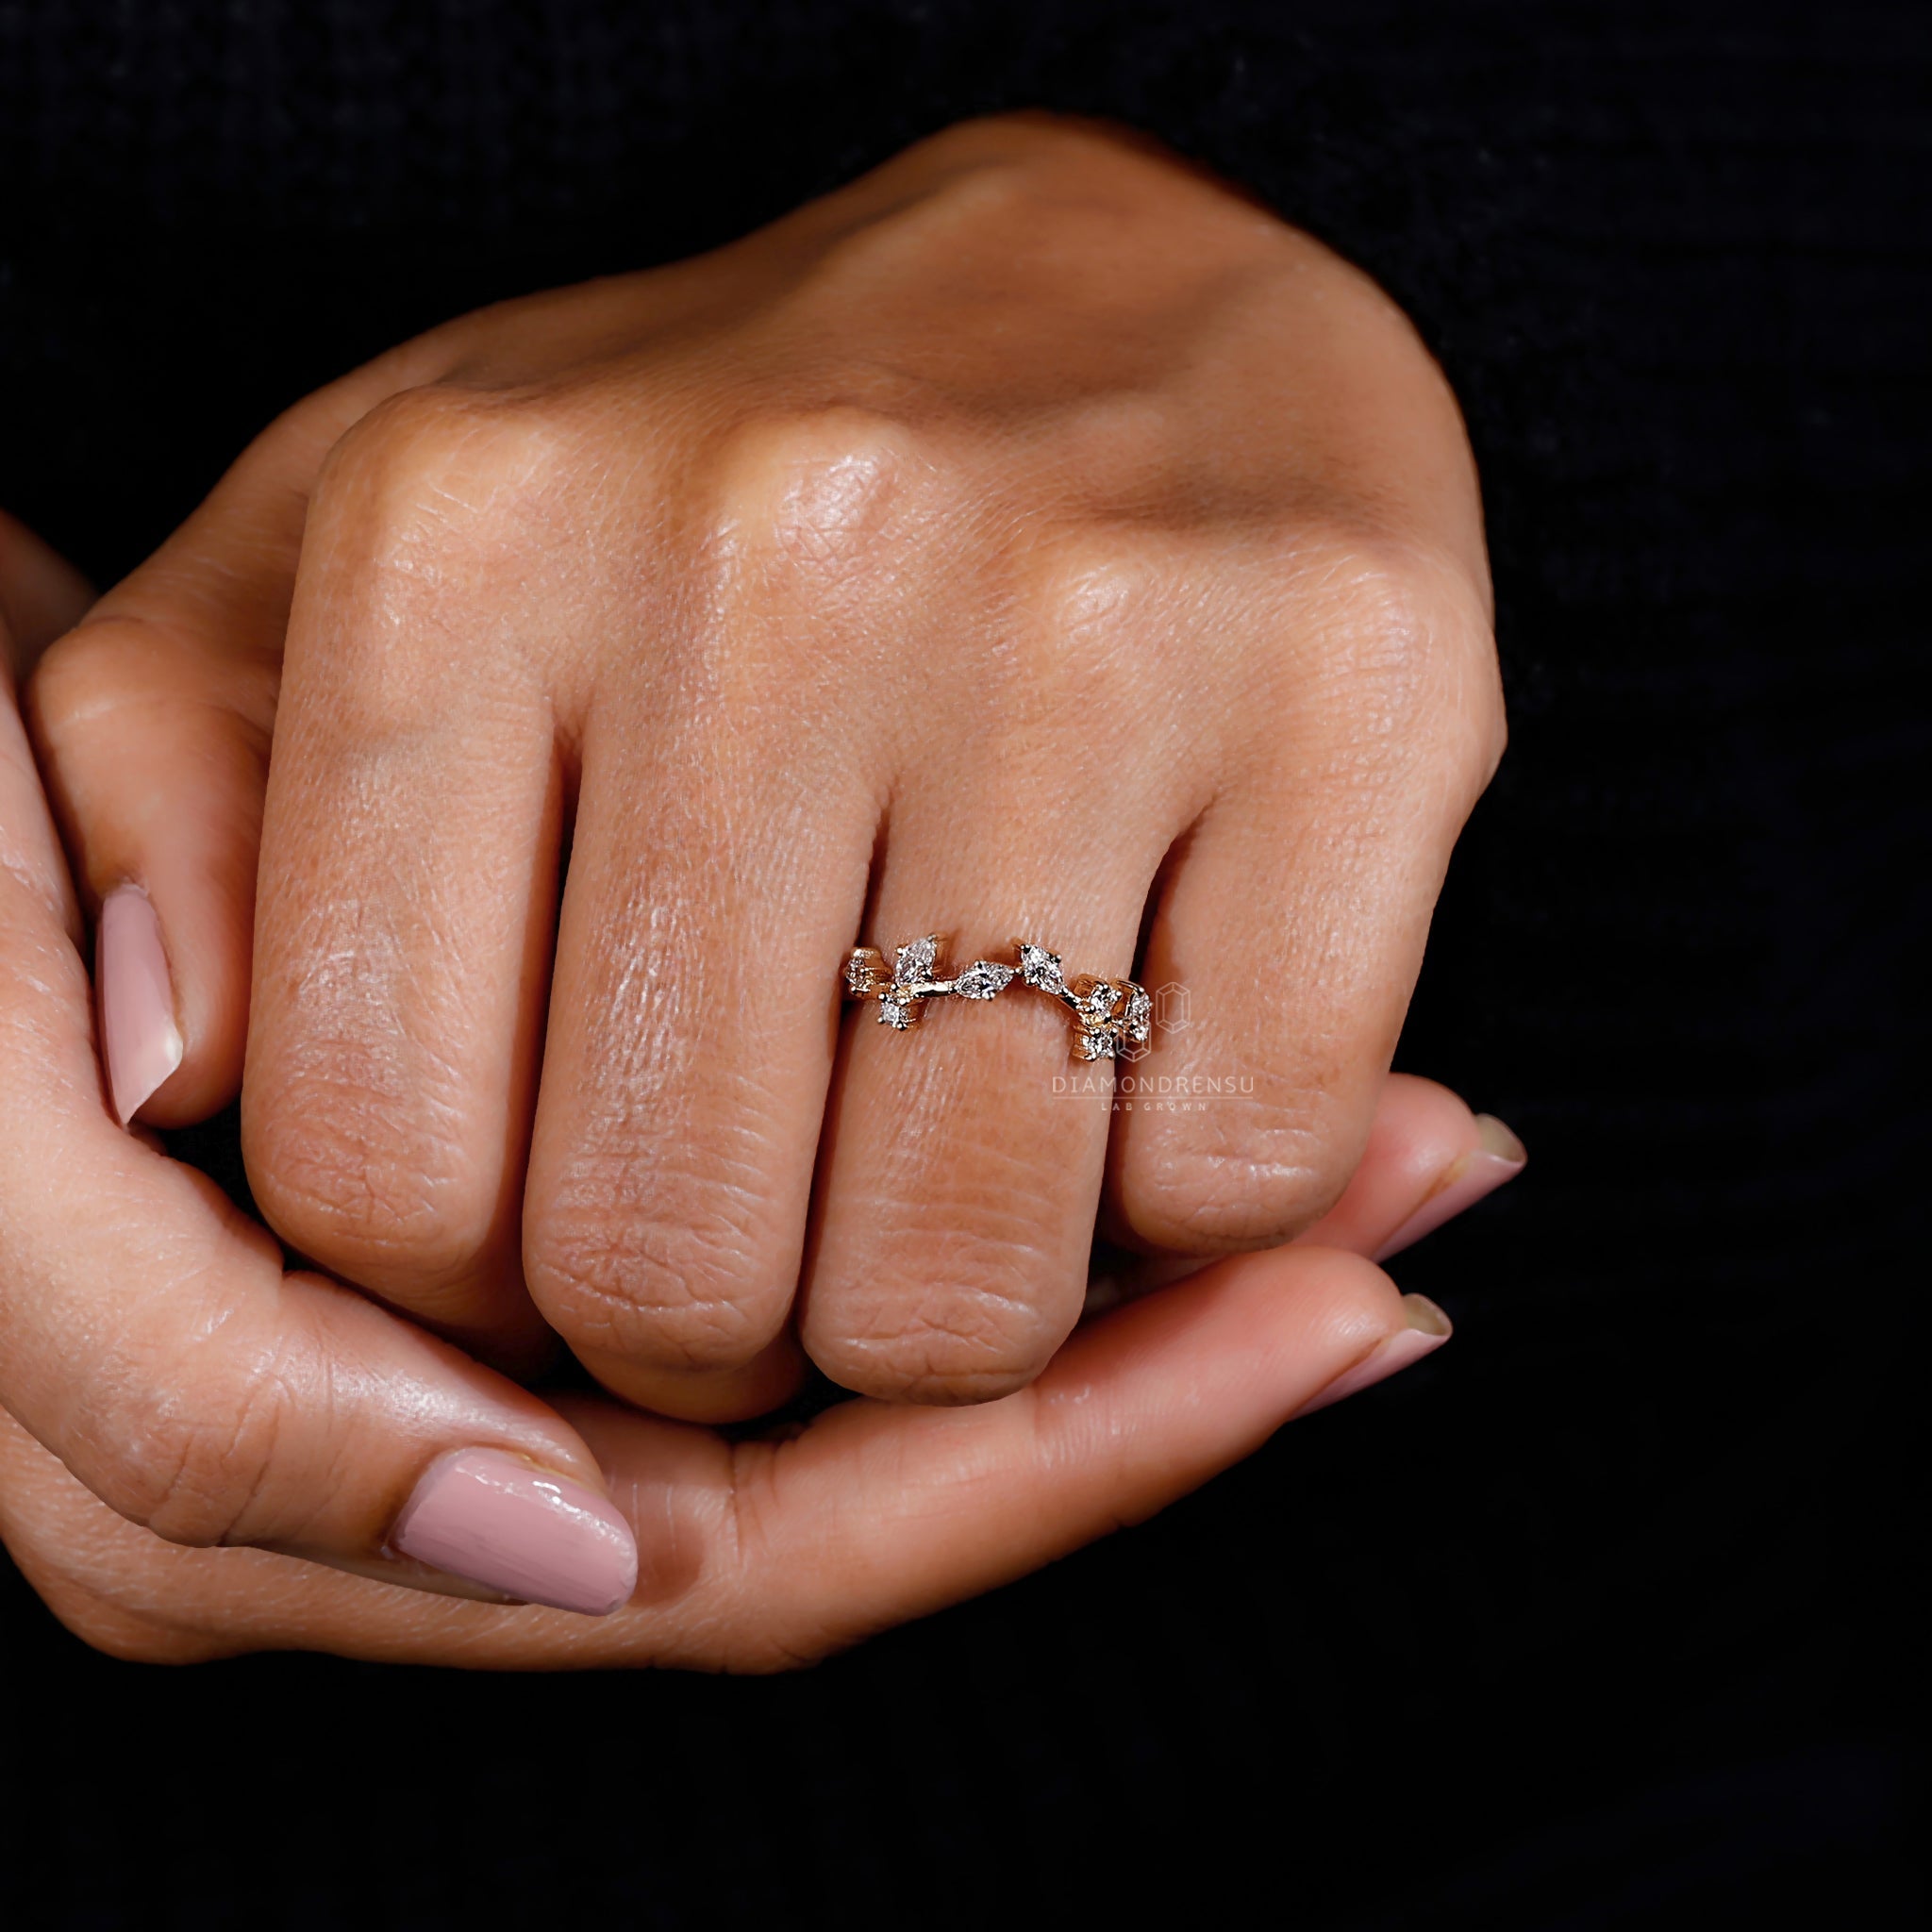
842,935 -> 1150,1060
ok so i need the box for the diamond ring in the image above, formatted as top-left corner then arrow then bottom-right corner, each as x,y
842,935 -> 1152,1062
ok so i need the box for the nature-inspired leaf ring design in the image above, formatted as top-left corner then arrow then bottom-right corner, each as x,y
842,935 -> 1151,1061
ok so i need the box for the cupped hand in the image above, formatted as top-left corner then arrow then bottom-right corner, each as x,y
7,504 -> 1520,1655
27,115 -> 1503,1424
7,511 -> 1507,1657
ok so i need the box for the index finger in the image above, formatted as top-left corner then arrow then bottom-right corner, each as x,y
524,1243 -> 1431,1669
0,668 -> 638,1619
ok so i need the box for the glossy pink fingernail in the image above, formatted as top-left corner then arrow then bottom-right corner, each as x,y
1299,1293 -> 1452,1415
391,1449 -> 639,1616
1374,1113 -> 1526,1261
96,885 -> 183,1126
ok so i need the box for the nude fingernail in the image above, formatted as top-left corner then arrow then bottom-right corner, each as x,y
1299,1293 -> 1453,1415
96,885 -> 183,1126
1374,1113 -> 1526,1261
391,1448 -> 639,1617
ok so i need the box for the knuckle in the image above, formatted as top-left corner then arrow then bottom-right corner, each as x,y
25,621 -> 122,732
706,405 -> 925,590
1015,525 -> 1171,688
303,386 -> 586,739
806,1308 -> 1050,1405
246,1087 -> 491,1290
1461,685 -> 1508,810
526,1191 -> 788,1373
1291,528 -> 1441,687
1123,1136 -> 1341,1253
1273,527 -> 1506,788
807,1156 -> 1082,1400
321,384 -> 575,548
806,1268 -> 1062,1405
864,519 -> 1182,750
34,610 -> 276,724
314,389 -> 591,602
25,617 -> 184,748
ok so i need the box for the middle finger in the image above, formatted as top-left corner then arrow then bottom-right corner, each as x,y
521,675 -> 880,1421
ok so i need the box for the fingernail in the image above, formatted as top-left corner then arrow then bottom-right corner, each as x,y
1374,1113 -> 1526,1261
391,1449 -> 640,1617
96,885 -> 183,1126
1299,1293 -> 1452,1415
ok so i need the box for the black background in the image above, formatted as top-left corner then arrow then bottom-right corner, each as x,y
0,3 -> 1920,1925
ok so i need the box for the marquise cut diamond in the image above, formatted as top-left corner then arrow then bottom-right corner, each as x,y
847,932 -> 1152,1067
954,959 -> 1015,1000
895,935 -> 940,984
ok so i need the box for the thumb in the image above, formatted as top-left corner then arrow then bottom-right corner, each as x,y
24,367 -> 417,1126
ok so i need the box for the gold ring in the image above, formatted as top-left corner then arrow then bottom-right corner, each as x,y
842,935 -> 1151,1062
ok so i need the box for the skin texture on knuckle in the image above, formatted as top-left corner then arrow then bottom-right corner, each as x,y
1241,529 -> 1503,816
243,857 -> 511,1284
319,385 -> 575,541
244,1083 -> 494,1293
27,614 -> 276,773
805,1260 -> 1069,1405
1015,528 -> 1165,683
300,386 -> 589,731
1343,541 -> 1505,811
995,524 -> 1237,769
1121,1143 -> 1341,1254
1117,1087 -> 1370,1253
694,404 -> 947,688
707,407 -> 922,573
526,1197 -> 790,1374
25,621 -> 142,750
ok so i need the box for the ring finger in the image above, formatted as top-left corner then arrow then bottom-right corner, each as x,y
801,750 -> 1188,1403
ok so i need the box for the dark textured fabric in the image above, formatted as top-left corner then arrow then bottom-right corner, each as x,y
0,3 -> 1919,1924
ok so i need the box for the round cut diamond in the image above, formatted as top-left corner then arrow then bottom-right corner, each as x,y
1077,982 -> 1120,1024
1018,942 -> 1065,994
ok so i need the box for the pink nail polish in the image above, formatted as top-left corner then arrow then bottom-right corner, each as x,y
1374,1114 -> 1526,1262
391,1449 -> 639,1617
1299,1294 -> 1452,1415
97,885 -> 183,1126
